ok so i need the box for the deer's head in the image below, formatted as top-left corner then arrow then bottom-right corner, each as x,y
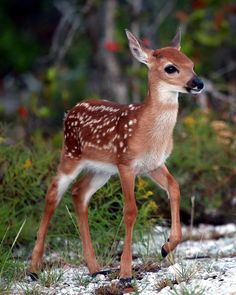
126,29 -> 204,95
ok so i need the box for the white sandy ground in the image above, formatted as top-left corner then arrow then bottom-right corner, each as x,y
11,224 -> 236,294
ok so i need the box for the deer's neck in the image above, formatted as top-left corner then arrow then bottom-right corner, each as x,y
145,79 -> 179,108
140,79 -> 179,138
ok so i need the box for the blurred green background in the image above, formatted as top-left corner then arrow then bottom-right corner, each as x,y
0,0 -> 236,260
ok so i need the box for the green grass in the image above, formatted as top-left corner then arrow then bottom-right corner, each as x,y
39,268 -> 64,287
74,270 -> 93,288
0,220 -> 27,292
0,132 -> 158,289
1,110 -> 236,290
170,284 -> 206,295
171,262 -> 199,284
18,285 -> 43,295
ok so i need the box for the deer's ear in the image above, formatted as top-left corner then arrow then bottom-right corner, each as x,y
170,28 -> 181,51
125,29 -> 149,65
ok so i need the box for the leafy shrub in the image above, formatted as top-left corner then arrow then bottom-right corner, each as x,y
0,140 -> 58,246
168,110 -> 236,224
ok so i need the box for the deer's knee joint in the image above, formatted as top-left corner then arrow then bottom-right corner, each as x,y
72,188 -> 80,200
124,205 -> 138,224
72,191 -> 84,206
71,181 -> 81,197
45,194 -> 57,207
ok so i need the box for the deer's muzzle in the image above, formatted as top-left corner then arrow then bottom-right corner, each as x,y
186,76 -> 204,94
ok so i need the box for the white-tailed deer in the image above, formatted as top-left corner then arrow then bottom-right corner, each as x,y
29,29 -> 204,284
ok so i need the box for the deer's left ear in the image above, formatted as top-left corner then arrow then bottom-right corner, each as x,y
170,28 -> 181,51
125,29 -> 149,66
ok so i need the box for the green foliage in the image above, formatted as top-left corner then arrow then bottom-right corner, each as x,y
170,284 -> 206,295
169,110 -> 236,222
1,110 -> 235,267
0,140 -> 58,246
39,268 -> 64,288
0,1 -> 47,73
0,130 -> 157,273
0,220 -> 26,292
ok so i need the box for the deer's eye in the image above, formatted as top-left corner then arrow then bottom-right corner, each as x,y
164,65 -> 179,74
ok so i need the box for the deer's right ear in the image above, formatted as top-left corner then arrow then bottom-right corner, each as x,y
170,28 -> 181,50
125,29 -> 149,65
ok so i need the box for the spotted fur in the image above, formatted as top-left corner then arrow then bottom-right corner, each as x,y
29,29 -> 204,280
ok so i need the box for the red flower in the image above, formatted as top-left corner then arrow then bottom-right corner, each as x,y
104,41 -> 121,52
192,0 -> 207,9
175,11 -> 188,22
224,3 -> 236,13
17,106 -> 28,119
214,11 -> 225,30
142,38 -> 151,47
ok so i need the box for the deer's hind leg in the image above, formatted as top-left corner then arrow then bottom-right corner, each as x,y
29,157 -> 83,275
71,172 -> 110,274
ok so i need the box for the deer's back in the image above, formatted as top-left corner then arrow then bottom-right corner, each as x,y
63,99 -> 177,174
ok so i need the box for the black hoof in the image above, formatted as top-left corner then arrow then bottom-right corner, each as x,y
161,246 -> 168,258
92,271 -> 103,277
118,277 -> 132,288
27,271 -> 38,281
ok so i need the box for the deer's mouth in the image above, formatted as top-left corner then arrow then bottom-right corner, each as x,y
185,86 -> 203,94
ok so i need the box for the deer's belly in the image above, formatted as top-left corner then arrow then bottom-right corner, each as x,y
132,151 -> 169,174
83,160 -> 118,175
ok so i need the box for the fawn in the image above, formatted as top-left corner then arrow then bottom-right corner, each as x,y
29,29 -> 204,284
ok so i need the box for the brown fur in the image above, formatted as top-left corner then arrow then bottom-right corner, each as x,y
29,30 -> 203,280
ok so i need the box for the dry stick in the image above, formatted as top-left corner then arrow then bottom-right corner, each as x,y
211,62 -> 236,79
202,78 -> 236,107
106,216 -> 124,268
145,0 -> 176,39
48,0 -> 95,66
190,195 -> 195,240
66,205 -> 80,236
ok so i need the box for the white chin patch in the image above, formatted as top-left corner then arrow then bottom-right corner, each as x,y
190,89 -> 202,94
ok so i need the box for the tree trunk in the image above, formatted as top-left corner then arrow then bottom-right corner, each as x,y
87,0 -> 128,103
130,0 -> 142,103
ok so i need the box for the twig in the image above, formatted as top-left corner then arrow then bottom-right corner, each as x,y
202,78 -> 236,107
46,0 -> 94,67
211,62 -> 236,79
190,195 -> 195,240
145,0 -> 176,41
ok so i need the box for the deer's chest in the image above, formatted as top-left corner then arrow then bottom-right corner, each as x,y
132,151 -> 169,174
131,111 -> 177,173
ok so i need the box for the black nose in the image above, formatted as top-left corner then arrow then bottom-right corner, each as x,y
187,76 -> 204,90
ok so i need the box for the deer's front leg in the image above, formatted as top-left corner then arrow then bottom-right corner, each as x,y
148,165 -> 182,257
118,165 -> 137,280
